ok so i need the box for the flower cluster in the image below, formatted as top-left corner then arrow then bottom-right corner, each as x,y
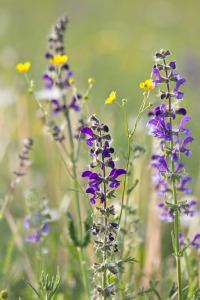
81,115 -> 126,205
81,115 -> 126,298
43,15 -> 82,114
24,190 -> 51,243
145,49 -> 199,254
11,137 -> 34,188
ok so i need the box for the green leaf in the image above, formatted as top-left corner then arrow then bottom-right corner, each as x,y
67,212 -> 91,248
127,179 -> 139,195
23,278 -> 41,298
150,281 -> 161,300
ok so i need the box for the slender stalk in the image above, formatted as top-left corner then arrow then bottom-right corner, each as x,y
171,157 -> 182,300
64,108 -> 90,297
164,58 -> 182,299
100,131 -> 107,299
24,74 -> 91,296
116,92 -> 149,228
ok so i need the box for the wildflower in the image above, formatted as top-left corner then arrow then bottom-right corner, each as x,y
16,61 -> 31,72
192,234 -> 200,249
105,91 -> 116,104
42,74 -> 54,89
88,77 -> 94,84
50,54 -> 68,65
140,79 -> 155,90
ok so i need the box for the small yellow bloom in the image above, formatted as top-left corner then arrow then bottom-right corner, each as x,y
16,62 -> 31,72
69,78 -> 75,85
140,79 -> 155,90
88,77 -> 94,84
105,91 -> 116,104
50,55 -> 68,65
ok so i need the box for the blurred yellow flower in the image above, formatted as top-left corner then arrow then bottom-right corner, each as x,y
50,55 -> 68,65
105,91 -> 116,104
140,79 -> 154,90
88,77 -> 94,84
16,62 -> 31,72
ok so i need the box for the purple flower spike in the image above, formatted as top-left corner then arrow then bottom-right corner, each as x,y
174,78 -> 187,99
43,74 -> 54,89
26,230 -> 41,243
81,127 -> 94,146
82,170 -> 93,178
192,234 -> 200,249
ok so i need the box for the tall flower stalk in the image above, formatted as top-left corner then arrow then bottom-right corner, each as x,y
81,115 -> 137,298
145,49 -> 196,299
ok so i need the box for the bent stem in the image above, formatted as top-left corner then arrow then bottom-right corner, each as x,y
116,91 -> 150,229
24,74 -> 90,297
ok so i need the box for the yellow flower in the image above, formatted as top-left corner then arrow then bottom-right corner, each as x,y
105,91 -> 116,104
140,79 -> 155,90
50,55 -> 68,65
16,62 -> 31,72
88,77 -> 94,84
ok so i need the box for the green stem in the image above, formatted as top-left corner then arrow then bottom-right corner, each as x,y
171,157 -> 182,300
163,55 -> 182,299
64,109 -> 90,297
24,74 -> 91,296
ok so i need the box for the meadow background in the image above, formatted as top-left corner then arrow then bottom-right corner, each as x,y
0,0 -> 200,298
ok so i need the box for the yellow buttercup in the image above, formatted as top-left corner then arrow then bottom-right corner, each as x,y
16,62 -> 31,72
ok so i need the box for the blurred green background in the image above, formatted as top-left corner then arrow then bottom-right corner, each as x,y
0,0 -> 200,298
1,0 -> 200,189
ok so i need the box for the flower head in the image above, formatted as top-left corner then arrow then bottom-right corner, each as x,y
140,79 -> 155,90
16,61 -> 31,72
105,91 -> 116,104
88,77 -> 94,84
50,54 -> 68,65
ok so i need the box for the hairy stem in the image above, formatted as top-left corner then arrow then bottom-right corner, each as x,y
164,58 -> 182,299
64,108 -> 90,297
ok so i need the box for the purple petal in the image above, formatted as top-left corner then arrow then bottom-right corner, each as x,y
89,173 -> 99,180
176,108 -> 187,115
175,163 -> 184,173
26,231 -> 40,243
181,137 -> 194,149
86,188 -> 96,195
51,99 -> 59,107
174,78 -> 187,93
24,217 -> 31,229
180,116 -> 192,129
82,171 -> 93,178
109,168 -> 117,177
112,169 -> 127,179
41,223 -> 50,234
81,127 -> 94,138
